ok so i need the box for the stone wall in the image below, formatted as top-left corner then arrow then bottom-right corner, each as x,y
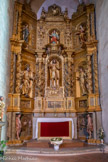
0,0 -> 14,140
91,0 -> 108,143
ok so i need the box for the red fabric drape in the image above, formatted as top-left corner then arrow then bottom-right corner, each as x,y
41,121 -> 69,137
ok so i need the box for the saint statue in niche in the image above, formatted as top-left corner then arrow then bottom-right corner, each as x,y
21,65 -> 34,98
22,24 -> 29,43
87,114 -> 93,139
49,59 -> 60,88
49,30 -> 59,44
16,113 -> 21,140
77,67 -> 88,96
0,96 -> 5,121
28,66 -> 34,98
21,66 -> 30,97
21,115 -> 32,136
76,25 -> 86,47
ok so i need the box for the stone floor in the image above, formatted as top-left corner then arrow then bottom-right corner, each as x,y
2,144 -> 108,162
2,153 -> 108,162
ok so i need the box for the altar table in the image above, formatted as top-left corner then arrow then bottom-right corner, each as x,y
33,118 -> 74,139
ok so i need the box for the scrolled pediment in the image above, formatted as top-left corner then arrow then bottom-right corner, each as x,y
40,4 -> 69,21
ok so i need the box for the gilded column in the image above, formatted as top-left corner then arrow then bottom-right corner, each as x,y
37,53 -> 43,97
71,53 -> 75,97
94,51 -> 99,94
86,54 -> 93,94
40,60 -> 45,97
41,53 -> 46,97
86,10 -> 91,42
68,55 -> 74,97
9,52 -> 14,93
64,55 -> 68,97
38,59 -> 42,97
68,58 -> 71,97
15,53 -> 22,93
35,54 -> 39,97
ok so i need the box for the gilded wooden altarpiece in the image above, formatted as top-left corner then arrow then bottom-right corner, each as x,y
7,1 -> 101,143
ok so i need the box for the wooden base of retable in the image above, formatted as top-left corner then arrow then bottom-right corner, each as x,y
26,139 -> 85,148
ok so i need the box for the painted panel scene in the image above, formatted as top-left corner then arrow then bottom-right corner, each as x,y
78,113 -> 93,139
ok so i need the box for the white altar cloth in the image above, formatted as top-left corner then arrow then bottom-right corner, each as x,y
33,118 -> 74,139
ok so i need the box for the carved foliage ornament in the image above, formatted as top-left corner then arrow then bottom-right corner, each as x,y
40,4 -> 69,19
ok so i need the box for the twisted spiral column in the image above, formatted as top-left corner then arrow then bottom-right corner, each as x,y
40,61 -> 45,97
15,53 -> 22,93
64,58 -> 69,97
94,52 -> 99,93
35,60 -> 39,97
9,52 -> 14,93
86,54 -> 93,94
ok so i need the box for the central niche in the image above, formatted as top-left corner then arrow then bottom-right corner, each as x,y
47,56 -> 62,88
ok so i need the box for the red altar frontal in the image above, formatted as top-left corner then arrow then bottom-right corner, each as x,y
41,122 -> 69,137
33,118 -> 74,140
